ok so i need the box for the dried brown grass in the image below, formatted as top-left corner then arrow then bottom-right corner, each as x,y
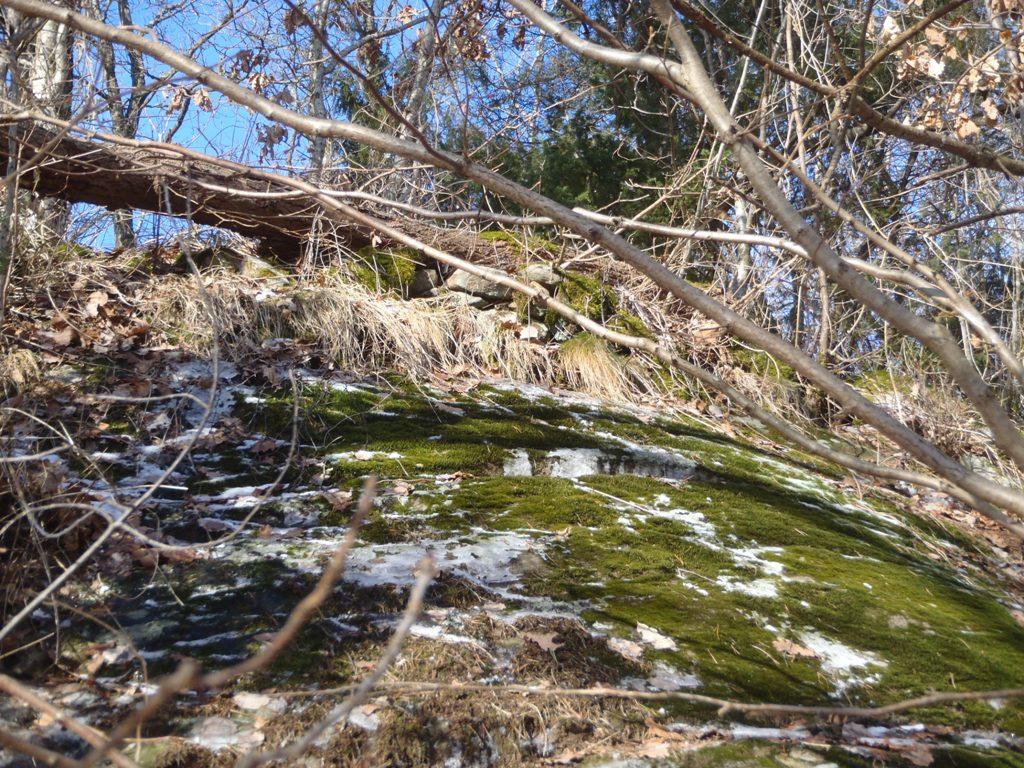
146,270 -> 631,398
557,333 -> 656,402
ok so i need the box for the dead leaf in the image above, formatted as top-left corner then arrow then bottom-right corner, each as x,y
283,5 -> 302,34
50,325 -> 77,347
955,115 -> 980,139
608,636 -> 645,661
896,743 -> 935,767
192,88 -> 214,112
924,26 -> 947,47
773,637 -> 819,659
322,489 -> 353,511
84,290 -> 109,317
524,631 -> 562,651
637,623 -> 678,650
981,97 -> 1001,125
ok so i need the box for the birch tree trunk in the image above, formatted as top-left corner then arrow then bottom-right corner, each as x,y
21,0 -> 71,247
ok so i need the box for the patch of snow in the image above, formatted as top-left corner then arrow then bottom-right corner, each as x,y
647,662 -> 700,691
730,546 -> 785,576
729,724 -> 812,741
547,448 -> 603,478
409,623 -> 479,645
342,530 -> 540,595
90,451 -> 128,463
503,449 -> 533,476
715,575 -> 779,599
347,705 -> 380,732
677,576 -> 710,596
637,623 -> 677,650
797,631 -> 887,694
648,507 -> 718,544
174,631 -> 247,649
188,716 -> 263,751
329,449 -> 402,462
194,484 -> 277,502
233,692 -> 285,713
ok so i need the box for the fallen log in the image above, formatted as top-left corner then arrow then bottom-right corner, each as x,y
0,119 -> 537,283
0,121 -> 373,257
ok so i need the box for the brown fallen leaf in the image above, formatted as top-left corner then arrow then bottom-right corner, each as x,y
773,637 -> 819,659
608,636 -> 645,661
322,489 -> 353,511
524,631 -> 562,651
50,325 -> 77,347
894,743 -> 934,767
251,438 -> 278,454
85,290 -> 109,317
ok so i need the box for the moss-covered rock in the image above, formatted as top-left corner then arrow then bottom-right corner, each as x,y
351,246 -> 422,296
30,374 -> 1024,766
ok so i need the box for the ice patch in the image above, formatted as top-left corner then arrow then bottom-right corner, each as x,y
647,507 -> 718,544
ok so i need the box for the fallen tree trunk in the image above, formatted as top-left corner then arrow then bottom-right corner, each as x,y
0,121 -> 373,257
0,121 -> 366,256
1,120 -> 525,269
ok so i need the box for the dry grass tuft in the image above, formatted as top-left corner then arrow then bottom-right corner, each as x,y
146,271 -> 643,398
557,333 -> 655,402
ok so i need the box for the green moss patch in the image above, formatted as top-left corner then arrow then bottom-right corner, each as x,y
351,246 -> 422,296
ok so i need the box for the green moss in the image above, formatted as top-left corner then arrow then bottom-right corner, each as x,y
389,453 -> 1024,728
732,347 -> 798,382
445,476 -> 619,530
932,746 -> 1024,768
235,379 -> 606,485
647,742 -> 1024,768
555,270 -> 619,324
608,310 -> 652,339
351,246 -> 422,296
59,375 -> 1024,737
479,229 -> 560,253
851,367 -> 916,396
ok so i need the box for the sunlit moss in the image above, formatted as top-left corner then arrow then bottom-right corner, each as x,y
351,246 -> 422,296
